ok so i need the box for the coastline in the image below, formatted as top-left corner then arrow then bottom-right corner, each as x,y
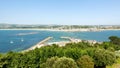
0,28 -> 120,32
23,37 -> 53,52
1,28 -> 118,53
22,36 -> 102,52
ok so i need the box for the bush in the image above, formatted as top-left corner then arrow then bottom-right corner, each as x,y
41,56 -> 59,68
77,55 -> 94,68
53,57 -> 78,68
93,49 -> 116,68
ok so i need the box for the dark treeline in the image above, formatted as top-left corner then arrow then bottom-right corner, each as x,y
0,36 -> 120,68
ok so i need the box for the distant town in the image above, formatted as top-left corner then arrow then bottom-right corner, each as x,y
0,23 -> 120,31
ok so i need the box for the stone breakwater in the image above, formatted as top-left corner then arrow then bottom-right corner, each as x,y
22,36 -> 102,52
23,37 -> 53,52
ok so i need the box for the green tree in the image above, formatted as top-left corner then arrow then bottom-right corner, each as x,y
0,51 -> 15,68
41,56 -> 59,68
0,54 -> 2,58
77,55 -> 94,68
109,36 -> 120,45
53,57 -> 78,68
93,49 -> 116,68
64,48 -> 82,60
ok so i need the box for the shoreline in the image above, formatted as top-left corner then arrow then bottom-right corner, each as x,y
23,36 -> 102,52
23,37 -> 53,52
0,28 -> 120,32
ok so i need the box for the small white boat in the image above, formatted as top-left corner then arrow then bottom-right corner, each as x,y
21,38 -> 24,42
10,41 -> 14,44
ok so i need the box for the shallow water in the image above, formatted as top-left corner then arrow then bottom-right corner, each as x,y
0,30 -> 120,53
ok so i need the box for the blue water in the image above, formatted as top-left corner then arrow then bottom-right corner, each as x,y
0,30 -> 120,53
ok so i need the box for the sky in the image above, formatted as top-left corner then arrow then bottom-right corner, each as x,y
0,0 -> 120,25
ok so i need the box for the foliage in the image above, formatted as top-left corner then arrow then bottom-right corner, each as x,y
77,55 -> 94,68
53,57 -> 78,68
41,56 -> 59,68
64,48 -> 82,61
93,49 -> 116,68
0,36 -> 119,68
109,36 -> 120,45
41,56 -> 78,68
107,58 -> 120,68
108,36 -> 120,50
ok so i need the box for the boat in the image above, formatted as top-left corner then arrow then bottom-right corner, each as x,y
10,41 -> 14,44
21,38 -> 24,42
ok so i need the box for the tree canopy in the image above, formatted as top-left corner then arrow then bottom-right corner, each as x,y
0,36 -> 119,68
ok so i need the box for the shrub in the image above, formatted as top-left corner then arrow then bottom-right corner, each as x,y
53,57 -> 78,68
77,55 -> 94,68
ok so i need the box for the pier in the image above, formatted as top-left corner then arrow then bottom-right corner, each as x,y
37,37 -> 53,45
61,36 -> 82,43
23,36 -> 102,52
61,36 -> 74,42
61,36 -> 102,44
23,37 -> 53,52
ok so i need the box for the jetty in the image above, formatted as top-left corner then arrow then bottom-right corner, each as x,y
61,36 -> 102,44
23,37 -> 53,52
61,36 -> 82,43
23,36 -> 102,52
61,36 -> 74,41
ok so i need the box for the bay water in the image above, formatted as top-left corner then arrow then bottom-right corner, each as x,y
0,30 -> 120,53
